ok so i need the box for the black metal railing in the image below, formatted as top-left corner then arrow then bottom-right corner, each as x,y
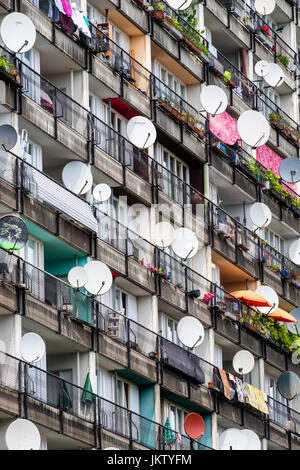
0,351 -> 213,450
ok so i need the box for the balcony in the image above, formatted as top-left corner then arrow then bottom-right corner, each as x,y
0,351 -> 212,450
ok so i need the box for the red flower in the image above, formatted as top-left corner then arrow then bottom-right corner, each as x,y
261,25 -> 270,36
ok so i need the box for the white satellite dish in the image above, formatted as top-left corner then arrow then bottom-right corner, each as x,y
177,316 -> 204,349
289,239 -> 300,265
84,260 -> 112,296
256,285 -> 278,315
279,158 -> 300,184
249,202 -> 272,229
219,428 -> 247,451
171,227 -> 198,260
93,183 -> 111,203
153,221 -> 174,248
166,0 -> 192,10
1,13 -> 36,53
21,333 -> 45,364
237,110 -> 270,148
127,116 -> 156,149
68,266 -> 88,289
200,85 -> 228,116
264,63 -> 284,88
240,430 -> 261,450
232,350 -> 255,375
62,161 -> 93,195
255,0 -> 275,15
254,60 -> 270,78
5,419 -> 41,450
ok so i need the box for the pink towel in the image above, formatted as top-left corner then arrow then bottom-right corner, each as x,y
61,0 -> 72,17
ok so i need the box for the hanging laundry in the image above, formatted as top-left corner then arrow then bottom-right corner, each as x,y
54,0 -> 65,14
234,376 -> 246,403
48,2 -> 60,21
72,8 -> 91,38
59,12 -> 76,35
218,368 -> 231,400
61,0 -> 73,17
244,382 -> 269,415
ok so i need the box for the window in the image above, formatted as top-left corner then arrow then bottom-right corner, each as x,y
264,228 -> 284,252
163,400 -> 190,449
254,70 -> 280,119
155,144 -> 190,205
153,60 -> 187,103
159,312 -> 189,350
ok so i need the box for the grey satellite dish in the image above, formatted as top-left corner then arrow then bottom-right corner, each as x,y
265,63 -> 284,88
177,316 -> 204,349
255,60 -> 270,78
1,13 -> 36,53
0,215 -> 28,251
279,158 -> 300,184
62,161 -> 93,195
255,0 -> 275,15
287,308 -> 300,334
277,371 -> 300,400
200,85 -> 228,116
0,125 -> 18,150
21,333 -> 45,363
219,428 -> 247,451
237,110 -> 270,148
249,202 -> 272,230
84,260 -> 112,296
232,350 -> 255,375
5,419 -> 41,450
127,116 -> 156,149
68,266 -> 88,289
166,0 -> 192,10
289,239 -> 300,265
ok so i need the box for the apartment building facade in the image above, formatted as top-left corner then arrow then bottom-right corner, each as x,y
0,0 -> 299,450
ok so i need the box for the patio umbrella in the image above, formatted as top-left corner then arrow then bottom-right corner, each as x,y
268,308 -> 297,323
164,417 -> 176,448
225,290 -> 272,307
81,372 -> 94,405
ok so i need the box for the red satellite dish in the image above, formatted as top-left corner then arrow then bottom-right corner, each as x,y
184,413 -> 205,440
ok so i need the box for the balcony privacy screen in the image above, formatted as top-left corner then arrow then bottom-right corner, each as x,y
160,338 -> 205,384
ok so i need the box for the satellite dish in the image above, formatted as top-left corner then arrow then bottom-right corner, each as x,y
219,428 -> 247,450
62,161 -> 93,195
0,125 -> 18,151
83,260 -> 112,296
0,13 -> 36,53
255,0 -> 275,15
256,285 -> 278,315
264,63 -> 284,88
93,183 -> 111,203
200,85 -> 228,116
249,202 -> 272,229
153,222 -> 174,248
184,413 -> 205,440
5,419 -> 41,450
232,350 -> 255,375
289,239 -> 300,265
166,0 -> 192,10
240,430 -> 261,450
254,60 -> 270,78
21,333 -> 45,363
177,316 -> 204,349
171,228 -> 198,260
127,116 -> 156,149
0,215 -> 28,251
237,110 -> 270,148
277,371 -> 300,400
287,308 -> 300,334
279,158 -> 300,184
68,266 -> 88,289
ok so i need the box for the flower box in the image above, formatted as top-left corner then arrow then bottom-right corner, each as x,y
256,30 -> 273,50
269,119 -> 285,132
164,19 -> 183,40
153,10 -> 164,21
182,37 -> 202,56
208,58 -> 224,77
0,67 -> 20,87
244,20 -> 256,32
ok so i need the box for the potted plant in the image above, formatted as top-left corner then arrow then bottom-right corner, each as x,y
277,55 -> 290,69
242,15 -> 256,32
0,55 -> 19,85
153,1 -> 164,21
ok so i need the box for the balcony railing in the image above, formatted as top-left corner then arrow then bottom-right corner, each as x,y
0,351 -> 212,450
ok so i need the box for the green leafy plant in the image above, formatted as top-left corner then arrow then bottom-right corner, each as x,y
277,55 -> 290,68
153,1 -> 164,11
0,55 -> 14,73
